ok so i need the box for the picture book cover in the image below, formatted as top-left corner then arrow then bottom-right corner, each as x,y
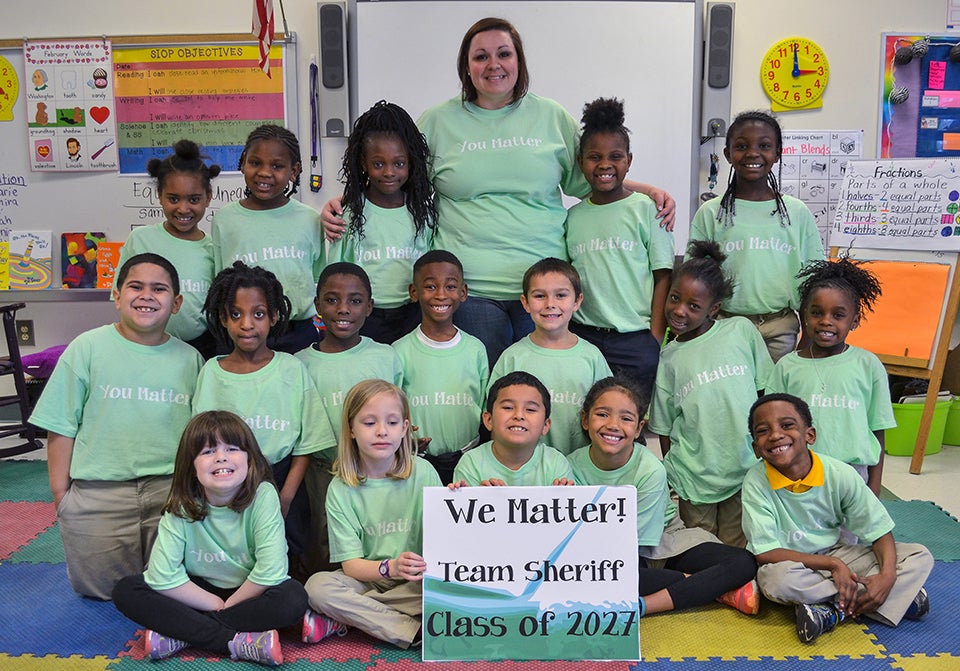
8,230 -> 53,289
0,241 -> 9,290
61,232 -> 106,288
96,241 -> 124,289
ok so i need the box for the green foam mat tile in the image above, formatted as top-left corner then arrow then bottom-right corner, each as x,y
0,460 -> 52,503
882,500 -> 960,561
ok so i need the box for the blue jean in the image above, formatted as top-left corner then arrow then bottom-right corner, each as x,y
453,296 -> 533,370
570,323 -> 661,401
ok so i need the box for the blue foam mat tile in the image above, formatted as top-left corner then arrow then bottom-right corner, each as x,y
0,563 -> 133,658
862,561 -> 959,657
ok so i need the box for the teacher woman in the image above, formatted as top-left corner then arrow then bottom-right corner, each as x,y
324,17 -> 675,366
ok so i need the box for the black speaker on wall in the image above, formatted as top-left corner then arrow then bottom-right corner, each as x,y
318,1 -> 349,137
701,2 -> 734,137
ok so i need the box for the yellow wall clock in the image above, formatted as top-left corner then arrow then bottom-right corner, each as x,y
0,54 -> 20,121
761,37 -> 829,112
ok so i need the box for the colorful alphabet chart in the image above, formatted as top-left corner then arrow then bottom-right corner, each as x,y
23,39 -> 118,172
112,44 -> 284,174
777,130 -> 863,248
422,486 -> 639,661
830,158 -> 960,251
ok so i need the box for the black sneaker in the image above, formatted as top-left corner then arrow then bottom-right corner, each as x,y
795,603 -> 842,643
904,587 -> 929,620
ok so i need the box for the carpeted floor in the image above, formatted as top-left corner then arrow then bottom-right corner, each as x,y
1,459 -> 957,671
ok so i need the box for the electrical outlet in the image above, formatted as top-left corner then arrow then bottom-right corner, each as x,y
16,320 -> 35,347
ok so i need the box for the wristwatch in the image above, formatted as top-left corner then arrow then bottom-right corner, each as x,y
379,558 -> 391,578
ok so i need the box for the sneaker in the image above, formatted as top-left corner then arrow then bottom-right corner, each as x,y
717,579 -> 760,615
228,630 -> 283,667
302,608 -> 348,643
795,602 -> 844,644
144,629 -> 188,660
904,587 -> 930,620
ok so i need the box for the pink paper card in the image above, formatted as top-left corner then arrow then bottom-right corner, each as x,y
929,60 -> 947,89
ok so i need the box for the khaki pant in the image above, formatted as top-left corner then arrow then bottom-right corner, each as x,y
757,541 -> 933,625
678,490 -> 746,548
305,570 -> 422,648
721,308 -> 800,363
57,476 -> 171,600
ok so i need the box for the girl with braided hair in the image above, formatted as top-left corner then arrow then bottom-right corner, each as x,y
211,124 -> 324,353
324,100 -> 438,343
689,110 -> 824,363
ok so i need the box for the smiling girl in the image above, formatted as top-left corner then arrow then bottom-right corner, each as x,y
113,411 -> 308,666
211,125 -> 324,353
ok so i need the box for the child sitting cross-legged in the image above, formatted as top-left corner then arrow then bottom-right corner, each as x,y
743,393 -> 933,644
451,371 -> 574,487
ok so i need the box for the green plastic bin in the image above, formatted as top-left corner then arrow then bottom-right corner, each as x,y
943,398 -> 960,446
885,401 -> 949,456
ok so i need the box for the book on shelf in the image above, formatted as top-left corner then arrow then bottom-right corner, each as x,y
8,230 -> 53,290
61,232 -> 107,289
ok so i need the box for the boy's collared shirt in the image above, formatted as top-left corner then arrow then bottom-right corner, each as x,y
765,449 -> 825,493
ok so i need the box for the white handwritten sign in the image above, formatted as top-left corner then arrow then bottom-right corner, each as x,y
422,486 -> 639,661
830,158 -> 960,251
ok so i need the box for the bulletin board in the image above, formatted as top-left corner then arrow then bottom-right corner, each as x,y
0,33 -> 299,290
880,33 -> 960,158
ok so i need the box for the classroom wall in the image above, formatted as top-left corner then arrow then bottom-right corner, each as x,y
2,0 -> 949,356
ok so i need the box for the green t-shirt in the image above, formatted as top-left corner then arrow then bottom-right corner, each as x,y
688,195 -> 825,314
567,445 -> 674,547
192,352 -> 334,464
116,222 -> 214,341
453,441 -> 574,486
418,93 -> 590,299
565,192 -> 675,331
648,317 -> 773,503
490,336 -> 611,455
325,201 -> 432,309
742,451 -> 895,556
767,346 -> 895,466
211,199 -> 324,321
145,482 -> 289,590
392,328 -> 489,455
29,324 -> 203,481
327,458 -> 442,563
295,337 -> 403,452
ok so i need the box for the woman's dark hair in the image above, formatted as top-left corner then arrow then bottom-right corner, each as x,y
457,17 -> 530,105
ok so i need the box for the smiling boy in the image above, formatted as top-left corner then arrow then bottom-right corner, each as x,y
392,250 -> 488,483
742,393 -> 933,644
452,371 -> 573,486
31,253 -> 204,599
489,258 -> 611,455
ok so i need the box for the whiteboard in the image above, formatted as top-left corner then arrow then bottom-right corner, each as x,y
348,0 -> 702,249
0,38 -> 300,278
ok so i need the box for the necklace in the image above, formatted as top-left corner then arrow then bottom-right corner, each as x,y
808,344 -> 848,392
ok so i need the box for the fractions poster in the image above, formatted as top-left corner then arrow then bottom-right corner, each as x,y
23,39 -> 119,172
778,130 -> 863,248
112,44 -> 283,174
881,33 -> 960,158
830,158 -> 960,251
